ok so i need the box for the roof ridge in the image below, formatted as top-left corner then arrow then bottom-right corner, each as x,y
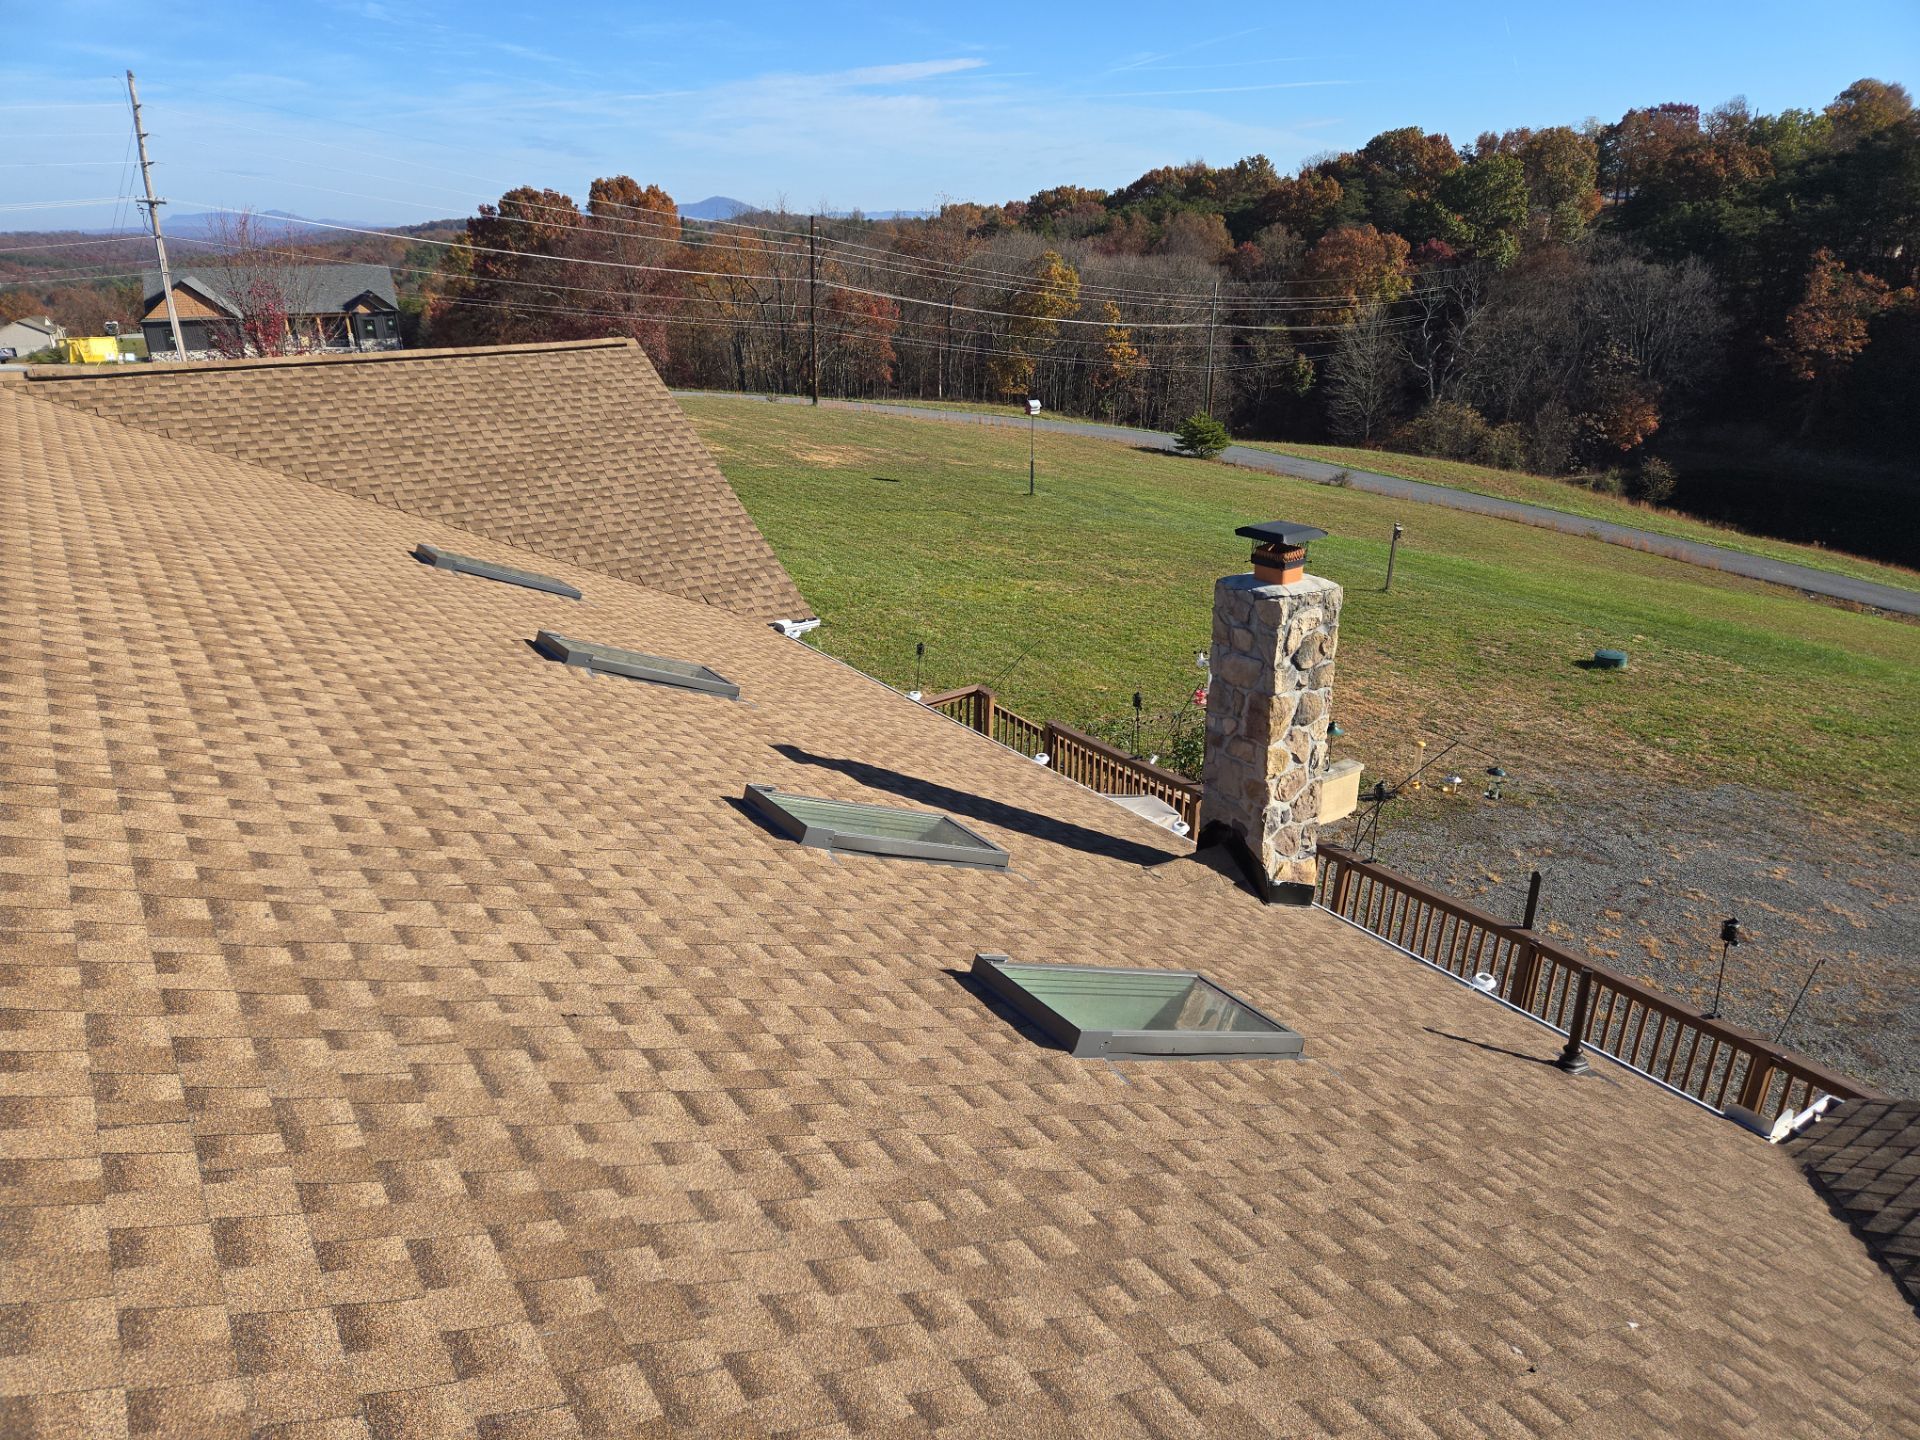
24,336 -> 635,381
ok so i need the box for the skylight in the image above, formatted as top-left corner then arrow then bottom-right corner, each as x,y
535,630 -> 740,698
744,784 -> 1010,869
414,543 -> 581,599
971,952 -> 1304,1059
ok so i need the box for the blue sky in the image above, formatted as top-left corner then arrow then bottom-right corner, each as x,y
3,0 -> 1914,228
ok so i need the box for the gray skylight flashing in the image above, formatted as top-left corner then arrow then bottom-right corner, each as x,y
971,952 -> 1305,1059
535,630 -> 740,698
744,784 -> 1010,869
415,544 -> 582,599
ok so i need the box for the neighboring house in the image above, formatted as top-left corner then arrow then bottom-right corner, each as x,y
4,339 -> 1917,1437
140,262 -> 402,358
0,314 -> 62,359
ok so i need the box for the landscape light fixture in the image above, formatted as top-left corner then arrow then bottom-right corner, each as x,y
1328,721 -> 1345,739
910,640 -> 925,702
1026,397 -> 1041,495
1194,650 -> 1209,672
1132,691 -> 1144,755
1385,522 -> 1406,592
1703,915 -> 1741,1020
1485,764 -> 1506,800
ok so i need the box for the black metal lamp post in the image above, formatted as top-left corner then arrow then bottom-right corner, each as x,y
1704,916 -> 1740,1019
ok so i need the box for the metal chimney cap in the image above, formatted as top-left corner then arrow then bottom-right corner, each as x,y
1235,521 -> 1329,547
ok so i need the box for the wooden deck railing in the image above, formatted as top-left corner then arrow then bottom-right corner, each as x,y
923,685 -> 1203,833
1316,843 -> 1887,1120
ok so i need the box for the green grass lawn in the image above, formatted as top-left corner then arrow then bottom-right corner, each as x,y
684,395 -> 1920,823
1236,440 -> 1920,595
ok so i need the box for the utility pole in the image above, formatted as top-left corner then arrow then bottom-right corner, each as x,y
807,215 -> 819,406
1203,276 -> 1220,417
126,71 -> 185,362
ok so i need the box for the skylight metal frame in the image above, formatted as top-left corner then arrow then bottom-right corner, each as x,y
414,544 -> 582,599
744,784 -> 1010,869
971,952 -> 1305,1059
535,630 -> 740,698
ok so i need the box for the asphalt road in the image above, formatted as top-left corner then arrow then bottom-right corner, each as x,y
678,391 -> 1920,617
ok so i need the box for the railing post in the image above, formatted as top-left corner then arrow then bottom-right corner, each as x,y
1736,1050 -> 1779,1115
978,688 -> 995,737
1556,967 -> 1595,1075
1522,870 -> 1543,930
1330,857 -> 1354,916
1503,940 -> 1543,1012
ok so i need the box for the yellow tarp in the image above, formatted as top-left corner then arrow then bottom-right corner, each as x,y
59,336 -> 125,364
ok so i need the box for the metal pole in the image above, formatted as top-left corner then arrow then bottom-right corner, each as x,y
1028,411 -> 1036,497
1555,968 -> 1595,1074
1776,957 -> 1827,1044
127,71 -> 185,361
807,215 -> 819,405
1704,942 -> 1729,1019
1522,871 -> 1543,930
1384,523 -> 1404,592
1203,277 -> 1219,417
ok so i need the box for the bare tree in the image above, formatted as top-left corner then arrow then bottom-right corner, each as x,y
1325,303 -> 1403,442
203,211 -> 321,357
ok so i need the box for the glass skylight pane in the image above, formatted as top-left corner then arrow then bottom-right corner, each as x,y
993,965 -> 1283,1033
744,785 -> 1010,868
973,954 -> 1303,1059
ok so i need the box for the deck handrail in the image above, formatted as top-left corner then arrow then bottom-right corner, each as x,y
1315,842 -> 1886,1119
922,685 -> 1202,832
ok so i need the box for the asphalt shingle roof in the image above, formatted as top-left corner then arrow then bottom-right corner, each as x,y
23,339 -> 810,625
142,265 -> 401,314
2,354 -> 1916,1439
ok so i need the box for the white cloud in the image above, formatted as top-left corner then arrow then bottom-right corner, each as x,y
841,58 -> 988,85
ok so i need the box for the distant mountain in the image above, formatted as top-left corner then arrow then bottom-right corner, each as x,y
679,195 -> 755,221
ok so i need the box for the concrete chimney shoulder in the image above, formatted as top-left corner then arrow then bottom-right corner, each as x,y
1200,569 -> 1342,904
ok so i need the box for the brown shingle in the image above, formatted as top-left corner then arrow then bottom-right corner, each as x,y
21,340 -> 808,624
3,375 -> 1918,1437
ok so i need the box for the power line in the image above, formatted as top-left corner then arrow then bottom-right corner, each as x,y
168,201 -> 1431,336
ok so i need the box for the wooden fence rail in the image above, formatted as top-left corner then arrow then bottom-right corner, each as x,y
922,685 -> 1203,833
1316,843 -> 1886,1120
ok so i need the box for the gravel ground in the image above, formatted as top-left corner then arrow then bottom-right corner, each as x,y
1340,770 -> 1920,1100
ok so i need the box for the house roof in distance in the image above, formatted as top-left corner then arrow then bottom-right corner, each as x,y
22,338 -> 809,623
142,262 -> 400,314
3,362 -> 1917,1438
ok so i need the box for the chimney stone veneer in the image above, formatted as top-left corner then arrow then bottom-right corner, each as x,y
1200,543 -> 1342,905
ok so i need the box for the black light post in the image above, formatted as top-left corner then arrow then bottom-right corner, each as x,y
911,640 -> 925,701
1384,523 -> 1404,591
1132,691 -> 1143,756
1704,916 -> 1740,1019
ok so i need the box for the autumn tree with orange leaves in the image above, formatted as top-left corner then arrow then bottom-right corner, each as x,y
1772,249 -> 1912,434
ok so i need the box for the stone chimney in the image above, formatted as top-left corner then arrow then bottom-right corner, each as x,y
1199,521 -> 1341,904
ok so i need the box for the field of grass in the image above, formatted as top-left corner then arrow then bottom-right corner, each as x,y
684,395 -> 1920,823
1236,439 -> 1920,595
709,396 -> 1916,592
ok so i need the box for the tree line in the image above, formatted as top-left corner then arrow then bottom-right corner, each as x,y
9,78 -> 1912,522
